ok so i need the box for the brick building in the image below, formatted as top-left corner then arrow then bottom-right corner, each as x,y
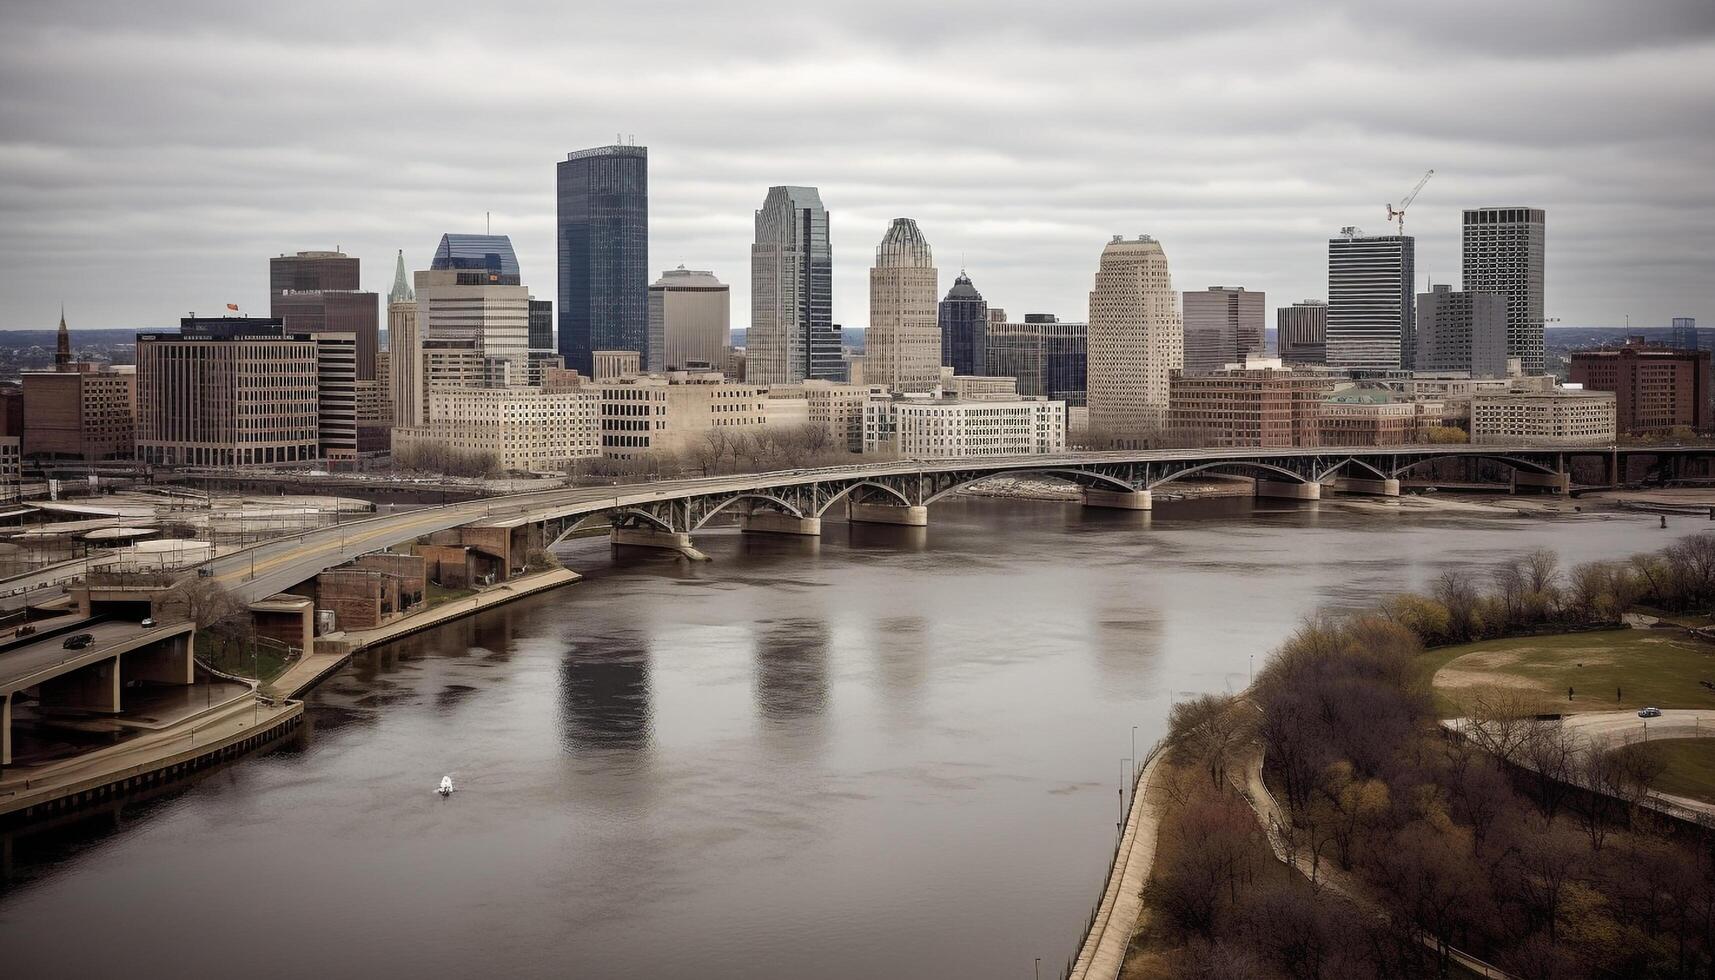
1568,338 -> 1711,435
1167,357 -> 1334,448
19,364 -> 136,461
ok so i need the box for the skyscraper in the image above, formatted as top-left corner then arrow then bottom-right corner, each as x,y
1327,232 -> 1415,372
985,314 -> 1087,405
1181,286 -> 1265,374
418,233 -> 530,376
867,218 -> 940,391
387,250 -> 421,428
1276,300 -> 1327,365
1671,317 -> 1699,351
556,144 -> 649,377
749,186 -> 839,384
648,267 -> 730,371
528,298 -> 554,351
269,250 -> 381,380
1087,235 -> 1182,446
938,272 -> 988,377
1415,284 -> 1508,377
1462,207 -> 1545,373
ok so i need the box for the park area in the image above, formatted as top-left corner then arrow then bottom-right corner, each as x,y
1421,627 -> 1715,717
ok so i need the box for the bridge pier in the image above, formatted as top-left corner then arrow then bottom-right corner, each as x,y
1328,477 -> 1400,497
610,527 -> 710,560
123,632 -> 195,686
1082,488 -> 1152,511
2,692 -> 11,766
847,501 -> 929,526
738,511 -> 822,536
1510,470 -> 1570,495
1254,479 -> 1321,501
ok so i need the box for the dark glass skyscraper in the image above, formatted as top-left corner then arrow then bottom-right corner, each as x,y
938,272 -> 988,376
528,299 -> 553,350
557,144 -> 649,377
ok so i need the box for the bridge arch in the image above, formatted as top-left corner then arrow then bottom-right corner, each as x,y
1314,457 -> 1391,482
921,467 -> 1137,505
547,507 -> 675,545
812,480 -> 914,517
689,492 -> 807,531
1146,460 -> 1315,489
1387,454 -> 1559,480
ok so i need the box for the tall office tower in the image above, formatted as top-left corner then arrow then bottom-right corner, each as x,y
556,144 -> 649,377
1462,207 -> 1545,373
1276,300 -> 1328,364
269,250 -> 381,380
1327,232 -> 1415,372
387,251 -> 421,428
1181,286 -> 1265,375
1415,285 -> 1508,377
528,298 -> 554,352
417,234 -> 530,370
315,332 -> 358,461
648,267 -> 730,370
1087,235 -> 1182,446
1671,317 -> 1699,351
749,186 -> 839,384
938,271 -> 988,377
866,218 -> 940,391
985,314 -> 1088,405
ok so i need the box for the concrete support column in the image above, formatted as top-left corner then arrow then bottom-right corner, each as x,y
39,656 -> 122,714
738,511 -> 822,536
1082,488 -> 1153,511
1254,479 -> 1321,501
1329,477 -> 1401,497
610,527 -> 709,560
1510,470 -> 1570,495
125,633 -> 196,686
2,692 -> 11,767
847,501 -> 929,526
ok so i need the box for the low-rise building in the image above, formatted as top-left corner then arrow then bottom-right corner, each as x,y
596,371 -> 768,461
393,386 -> 601,471
1319,384 -> 1443,447
939,370 -> 1021,401
19,363 -> 136,461
865,390 -> 1066,458
1470,389 -> 1616,446
1167,356 -> 1334,448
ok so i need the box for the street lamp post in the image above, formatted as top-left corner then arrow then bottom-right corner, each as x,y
1130,726 -> 1138,782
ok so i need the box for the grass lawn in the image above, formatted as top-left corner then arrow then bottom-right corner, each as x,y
1423,628 -> 1715,718
1614,738 -> 1715,805
197,634 -> 291,682
425,582 -> 477,607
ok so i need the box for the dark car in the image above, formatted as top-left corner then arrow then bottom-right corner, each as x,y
62,632 -> 95,650
14,624 -> 36,637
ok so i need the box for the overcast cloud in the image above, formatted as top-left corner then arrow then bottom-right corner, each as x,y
1,0 -> 1712,333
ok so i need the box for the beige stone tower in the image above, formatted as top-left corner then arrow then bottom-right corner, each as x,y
387,250 -> 422,428
1087,235 -> 1182,447
867,218 -> 940,392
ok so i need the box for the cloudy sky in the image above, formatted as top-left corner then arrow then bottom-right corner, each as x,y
2,0 -> 1711,334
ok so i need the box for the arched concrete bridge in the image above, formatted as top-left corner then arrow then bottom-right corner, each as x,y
186,443 -> 1713,604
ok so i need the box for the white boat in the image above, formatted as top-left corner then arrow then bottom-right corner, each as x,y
437,775 -> 454,797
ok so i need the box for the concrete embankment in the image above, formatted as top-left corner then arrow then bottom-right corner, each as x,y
1065,747 -> 1168,980
272,566 -> 580,699
0,566 -> 581,821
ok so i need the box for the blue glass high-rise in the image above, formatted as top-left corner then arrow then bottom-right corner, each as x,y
557,145 -> 649,376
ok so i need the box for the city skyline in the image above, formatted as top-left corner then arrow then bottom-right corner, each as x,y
0,2 -> 1709,334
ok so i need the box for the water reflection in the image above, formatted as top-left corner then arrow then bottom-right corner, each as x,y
754,618 -> 831,722
557,628 -> 653,753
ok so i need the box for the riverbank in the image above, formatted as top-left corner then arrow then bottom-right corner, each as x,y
0,566 -> 581,822
1067,748 -> 1168,980
271,566 -> 580,699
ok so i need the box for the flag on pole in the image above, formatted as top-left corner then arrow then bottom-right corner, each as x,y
226,303 -> 240,312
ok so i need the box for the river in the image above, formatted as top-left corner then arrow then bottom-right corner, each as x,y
0,495 -> 1699,978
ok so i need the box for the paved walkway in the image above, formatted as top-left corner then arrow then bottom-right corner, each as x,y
272,567 -> 580,698
1233,745 -> 1517,980
1068,750 -> 1167,980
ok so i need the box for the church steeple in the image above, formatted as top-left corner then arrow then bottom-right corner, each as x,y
55,305 -> 71,370
388,250 -> 414,304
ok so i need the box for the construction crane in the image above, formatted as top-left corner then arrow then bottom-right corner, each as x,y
1385,169 -> 1435,236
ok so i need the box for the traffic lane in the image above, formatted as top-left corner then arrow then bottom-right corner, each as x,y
0,620 -> 169,693
1561,708 -> 1715,742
